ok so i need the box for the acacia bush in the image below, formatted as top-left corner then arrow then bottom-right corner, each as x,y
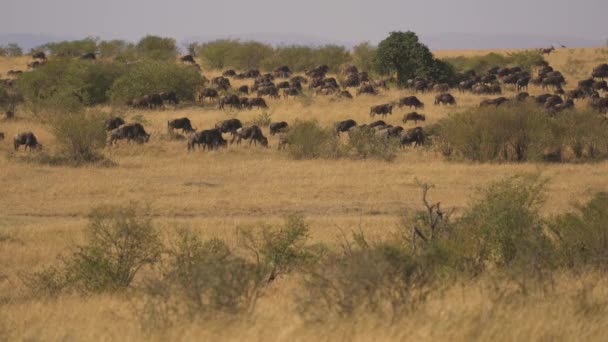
346,126 -> 399,161
110,60 -> 204,104
284,120 -> 341,159
435,103 -> 608,162
49,111 -> 108,164
444,50 -> 545,74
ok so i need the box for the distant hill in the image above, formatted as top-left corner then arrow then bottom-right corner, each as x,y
182,33 -> 349,48
0,33 -> 73,51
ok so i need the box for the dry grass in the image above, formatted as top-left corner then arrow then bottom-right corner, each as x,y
1,47 -> 608,341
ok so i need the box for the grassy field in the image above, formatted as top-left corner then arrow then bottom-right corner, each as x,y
1,47 -> 608,341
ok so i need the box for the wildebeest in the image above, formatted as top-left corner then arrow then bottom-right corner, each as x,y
400,127 -> 425,147
269,121 -> 288,135
402,112 -> 426,125
257,86 -> 280,99
516,77 -> 530,91
398,96 -> 424,109
13,132 -> 41,151
434,93 -> 456,105
338,90 -> 353,99
199,88 -> 219,103
516,92 -> 530,102
543,95 -> 564,109
542,75 -> 565,90
238,85 -> 249,94
32,51 -> 46,60
180,55 -> 196,64
212,76 -> 231,90
109,123 -> 151,145
248,97 -> 268,109
276,81 -> 291,89
370,104 -> 393,117
306,65 -> 330,79
235,126 -> 268,147
480,97 -> 510,107
215,118 -> 243,143
432,83 -> 450,93
219,94 -> 241,110
159,91 -> 179,105
168,117 -> 196,134
282,88 -> 299,99
547,99 -> 574,114
592,64 -> 608,79
222,69 -> 237,77
335,119 -> 357,135
105,116 -> 125,131
80,52 -> 96,60
357,84 -> 377,95
590,97 -> 608,113
369,120 -> 387,128
188,128 -> 227,151
273,65 -> 291,78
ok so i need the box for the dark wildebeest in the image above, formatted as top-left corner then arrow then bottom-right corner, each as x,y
369,120 -> 387,128
432,83 -> 450,93
215,118 -> 243,143
516,77 -> 530,91
579,78 -> 595,89
105,116 -> 125,131
516,92 -> 530,102
238,97 -> 251,110
434,93 -> 456,105
590,97 -> 608,113
592,64 -> 608,79
306,65 -> 329,79
80,52 -> 96,60
27,61 -> 42,69
273,65 -> 291,78
238,85 -> 249,94
357,84 -> 377,95
291,76 -> 307,84
458,79 -> 477,92
248,97 -> 268,109
547,99 -> 574,114
398,96 -> 424,109
168,117 -> 196,134
199,88 -> 219,103
235,126 -> 268,147
282,88 -> 299,99
402,112 -> 426,125
269,121 -> 288,135
159,91 -> 179,105
109,123 -> 151,145
533,93 -> 554,105
212,76 -> 231,90
593,80 -> 608,92
188,128 -> 227,151
13,132 -> 41,151
180,55 -> 196,64
543,95 -> 564,110
257,86 -> 280,99
342,74 -> 360,88
219,94 -> 241,110
335,119 -> 357,135
480,97 -> 510,107
223,69 -> 237,77
542,75 -> 565,90
32,51 -> 46,60
400,127 -> 425,148
370,104 -> 393,117
338,90 -> 353,99
276,81 -> 291,89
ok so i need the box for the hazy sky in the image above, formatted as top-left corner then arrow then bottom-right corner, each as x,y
3,0 -> 608,43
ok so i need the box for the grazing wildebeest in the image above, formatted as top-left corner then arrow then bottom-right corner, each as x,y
547,99 -> 574,114
590,97 -> 608,113
342,74 -> 360,88
516,92 -> 530,102
109,123 -> 151,145
180,55 -> 196,64
402,112 -> 426,125
480,97 -> 510,107
542,75 -> 565,90
593,80 -> 608,92
212,76 -> 231,90
147,93 -> 164,109
543,95 -> 564,109
276,81 -> 291,89
487,66 -> 500,75
32,51 -> 46,60
357,84 -> 377,95
481,74 -> 497,84
369,120 -> 386,128
400,127 -> 425,147
215,118 -> 243,143
273,65 -> 291,78
282,88 -> 299,99
199,88 -> 219,103
579,78 -> 595,89
13,132 -> 41,151
159,91 -> 179,105
458,79 -> 477,92
434,93 -> 456,105
188,128 -> 227,151
370,104 -> 393,117
472,84 -> 491,94
235,126 -> 268,147
248,97 -> 268,109
343,65 -> 359,75
592,64 -> 608,79
432,83 -> 450,93
223,69 -> 237,77
334,119 -> 357,135
269,121 -> 289,136
219,94 -> 241,110
168,117 -> 196,134
291,76 -> 307,84
105,116 -> 125,131
306,65 -> 329,79
257,86 -> 280,99
238,85 -> 249,94
80,52 -> 96,60
338,90 -> 353,99
238,97 -> 251,110
398,96 -> 424,109
533,93 -> 554,105
516,77 -> 530,91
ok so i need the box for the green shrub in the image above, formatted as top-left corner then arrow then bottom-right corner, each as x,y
40,38 -> 97,57
49,111 -> 108,164
346,126 -> 399,161
284,120 -> 341,159
135,35 -> 178,61
27,203 -> 162,294
250,111 -> 272,127
110,60 -> 204,104
443,50 -> 545,74
0,43 -> 23,57
551,192 -> 608,270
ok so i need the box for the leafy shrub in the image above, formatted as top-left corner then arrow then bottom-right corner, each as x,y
284,120 -> 341,159
250,111 -> 272,127
39,38 -> 97,57
110,60 -> 204,104
49,111 -> 108,164
0,43 -> 23,57
27,203 -> 162,294
444,50 -> 545,74
551,192 -> 608,270
135,35 -> 178,61
346,126 -> 399,161
435,103 -> 608,162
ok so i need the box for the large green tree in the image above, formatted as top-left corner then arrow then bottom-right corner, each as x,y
375,31 -> 454,85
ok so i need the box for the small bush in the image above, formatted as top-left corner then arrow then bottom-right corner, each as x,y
346,126 -> 399,161
49,111 -> 108,164
27,203 -> 162,294
284,120 -> 341,159
551,192 -> 608,270
250,111 -> 272,127
444,50 -> 545,74
110,60 -> 204,104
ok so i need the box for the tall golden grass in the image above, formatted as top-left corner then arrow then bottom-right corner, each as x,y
1,47 -> 608,341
